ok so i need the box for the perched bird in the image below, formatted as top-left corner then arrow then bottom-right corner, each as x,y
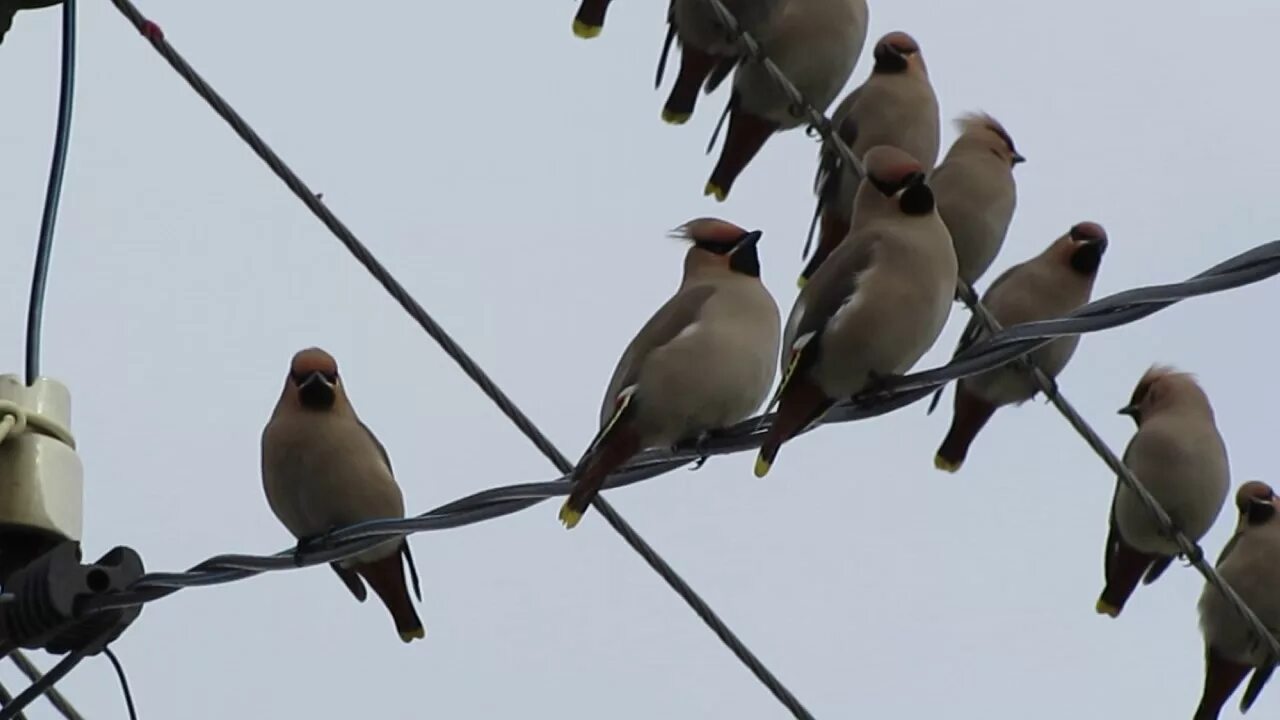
1195,481 -> 1280,720
801,31 -> 939,286
262,348 -> 425,643
931,222 -> 1107,472
704,0 -> 868,202
571,0 -> 612,39
560,218 -> 780,528
1,0 -> 62,46
656,0 -> 785,124
756,146 -> 956,476
1097,366 -> 1230,618
928,112 -> 1024,287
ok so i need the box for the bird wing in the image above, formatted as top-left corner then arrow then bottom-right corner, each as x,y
771,236 -> 877,411
926,262 -> 1021,414
598,283 -> 718,432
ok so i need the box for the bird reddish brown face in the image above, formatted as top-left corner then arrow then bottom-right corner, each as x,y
872,31 -> 919,72
289,347 -> 339,410
1236,481 -> 1278,524
1066,222 -> 1107,275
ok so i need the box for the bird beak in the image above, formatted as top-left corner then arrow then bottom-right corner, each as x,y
733,230 -> 763,253
300,371 -> 334,390
1012,152 -> 1027,165
298,371 -> 337,409
1117,404 -> 1139,418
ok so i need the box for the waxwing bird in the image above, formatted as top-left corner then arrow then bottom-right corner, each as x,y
1,0 -> 61,46
756,146 -> 956,476
931,222 -> 1106,472
1195,481 -> 1280,720
560,219 -> 781,528
262,348 -> 425,642
1096,366 -> 1230,618
704,0 -> 868,202
800,31 -> 939,286
571,0 -> 611,38
656,0 -> 785,124
929,113 -> 1024,287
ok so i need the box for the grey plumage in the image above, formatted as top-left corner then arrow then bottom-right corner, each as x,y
930,113 -> 1024,286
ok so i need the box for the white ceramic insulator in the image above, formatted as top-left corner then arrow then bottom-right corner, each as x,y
0,374 -> 83,542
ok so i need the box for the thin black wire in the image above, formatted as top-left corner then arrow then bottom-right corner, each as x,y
5,0 -> 87,716
102,1 -> 814,716
0,680 -> 27,720
78,0 -> 1280,714
61,237 -> 1280,614
0,649 -> 88,720
6,652 -> 82,720
24,0 -> 77,386
103,648 -> 138,720
693,0 -> 1280,663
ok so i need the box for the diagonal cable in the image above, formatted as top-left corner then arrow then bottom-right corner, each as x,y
6,651 -> 83,720
701,0 -> 1280,666
104,0 -> 815,716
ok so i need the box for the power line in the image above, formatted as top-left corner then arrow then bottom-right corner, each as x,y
6,652 -> 83,720
102,648 -> 137,720
63,238 -> 1280,615
24,0 -> 76,386
0,679 -> 27,720
696,0 -> 1280,673
101,0 -> 815,716
5,0 -> 88,718
2,0 -> 1276,716
0,648 -> 91,720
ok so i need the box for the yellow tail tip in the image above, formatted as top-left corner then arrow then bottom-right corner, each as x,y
703,181 -> 728,202
559,503 -> 584,529
1095,599 -> 1120,618
399,626 -> 426,643
796,274 -> 809,289
661,108 -> 691,125
754,455 -> 772,478
933,455 -> 961,473
572,19 -> 602,38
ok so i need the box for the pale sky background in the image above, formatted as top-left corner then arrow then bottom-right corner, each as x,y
3,1 -> 1280,718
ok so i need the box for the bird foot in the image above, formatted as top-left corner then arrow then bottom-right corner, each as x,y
865,370 -> 902,395
293,536 -> 324,566
683,429 -> 722,471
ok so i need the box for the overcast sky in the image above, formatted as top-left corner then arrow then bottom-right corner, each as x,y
3,0 -> 1280,718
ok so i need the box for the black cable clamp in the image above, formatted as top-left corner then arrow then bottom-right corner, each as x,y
0,541 -> 143,655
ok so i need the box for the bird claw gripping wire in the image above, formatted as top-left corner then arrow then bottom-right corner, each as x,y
0,542 -> 144,656
684,429 -> 724,471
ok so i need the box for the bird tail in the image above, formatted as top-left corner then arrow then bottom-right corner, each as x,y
355,547 -> 425,643
934,386 -> 997,473
756,371 -> 830,478
705,94 -> 777,202
1193,646 -> 1251,720
662,45 -> 717,125
572,0 -> 610,38
1096,526 -> 1158,619
560,391 -> 642,528
560,429 -> 641,529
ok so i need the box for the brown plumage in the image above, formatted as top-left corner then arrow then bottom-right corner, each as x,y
559,218 -> 781,527
703,0 -> 869,201
262,347 -> 425,642
1097,365 -> 1229,618
1195,481 -> 1280,719
801,31 -> 939,286
931,222 -> 1107,472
